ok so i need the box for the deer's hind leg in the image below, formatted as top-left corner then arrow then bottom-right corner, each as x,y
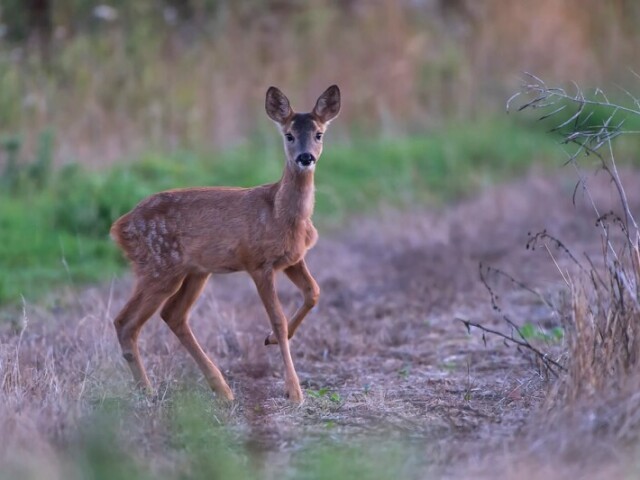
114,274 -> 185,392
160,273 -> 234,401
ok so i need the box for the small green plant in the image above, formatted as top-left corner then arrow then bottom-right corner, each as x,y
307,387 -> 342,404
307,387 -> 330,399
329,392 -> 342,403
398,364 -> 411,379
519,322 -> 564,343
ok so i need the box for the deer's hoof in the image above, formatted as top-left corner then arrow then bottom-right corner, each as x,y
214,385 -> 235,403
285,386 -> 304,404
134,381 -> 154,397
264,333 -> 278,346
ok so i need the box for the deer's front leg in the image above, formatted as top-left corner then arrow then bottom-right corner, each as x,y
250,268 -> 304,404
265,259 -> 319,346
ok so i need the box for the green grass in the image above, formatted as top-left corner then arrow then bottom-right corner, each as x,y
0,118 -> 561,305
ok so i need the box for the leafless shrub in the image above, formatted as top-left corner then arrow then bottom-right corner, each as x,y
465,73 -> 640,414
509,76 -> 640,422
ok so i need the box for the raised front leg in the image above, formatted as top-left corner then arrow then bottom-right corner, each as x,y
250,268 -> 304,404
265,259 -> 319,346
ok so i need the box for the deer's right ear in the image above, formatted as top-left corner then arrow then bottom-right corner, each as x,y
265,87 -> 293,124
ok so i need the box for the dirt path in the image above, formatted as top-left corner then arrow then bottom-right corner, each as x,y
2,171 -> 638,478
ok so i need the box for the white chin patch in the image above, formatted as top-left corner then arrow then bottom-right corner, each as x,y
296,162 -> 316,171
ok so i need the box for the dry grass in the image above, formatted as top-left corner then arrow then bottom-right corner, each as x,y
537,199 -> 640,461
2,171 -> 639,478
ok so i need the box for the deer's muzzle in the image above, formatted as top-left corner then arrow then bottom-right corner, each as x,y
296,153 -> 316,168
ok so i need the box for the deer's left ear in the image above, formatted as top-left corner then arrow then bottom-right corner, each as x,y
313,85 -> 341,124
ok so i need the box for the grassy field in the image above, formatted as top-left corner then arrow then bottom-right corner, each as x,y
3,166 -> 640,480
3,3 -> 640,478
3,108 -> 640,479
0,118 -> 562,306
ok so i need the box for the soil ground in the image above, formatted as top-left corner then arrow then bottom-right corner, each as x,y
2,170 -> 639,478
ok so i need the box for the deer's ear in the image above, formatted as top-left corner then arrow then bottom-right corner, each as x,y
265,87 -> 293,124
313,85 -> 341,124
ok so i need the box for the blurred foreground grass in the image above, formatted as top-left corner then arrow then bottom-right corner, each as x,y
11,390 -> 422,480
0,118 -> 563,305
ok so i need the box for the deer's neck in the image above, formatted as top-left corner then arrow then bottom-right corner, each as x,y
274,165 -> 315,225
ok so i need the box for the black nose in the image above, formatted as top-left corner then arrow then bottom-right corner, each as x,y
296,153 -> 316,166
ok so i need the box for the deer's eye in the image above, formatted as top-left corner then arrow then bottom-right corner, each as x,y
315,132 -> 323,141
285,133 -> 294,143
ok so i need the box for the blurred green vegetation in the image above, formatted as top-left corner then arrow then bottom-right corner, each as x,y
59,390 -> 423,480
0,119 -> 565,305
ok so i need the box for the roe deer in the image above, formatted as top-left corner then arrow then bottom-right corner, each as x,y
110,85 -> 341,404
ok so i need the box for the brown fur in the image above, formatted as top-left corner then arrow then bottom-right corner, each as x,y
111,85 -> 341,403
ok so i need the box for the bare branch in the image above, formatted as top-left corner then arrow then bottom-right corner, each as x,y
458,318 -> 564,376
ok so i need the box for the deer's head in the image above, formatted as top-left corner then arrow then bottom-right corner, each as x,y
266,85 -> 341,172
